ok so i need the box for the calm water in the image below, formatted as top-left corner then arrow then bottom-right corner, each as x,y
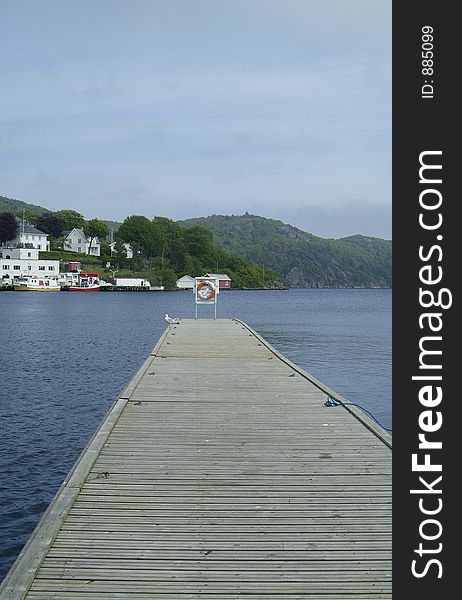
0,289 -> 391,580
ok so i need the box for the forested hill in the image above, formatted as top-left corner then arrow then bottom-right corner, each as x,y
0,195 -> 49,217
0,195 -> 121,233
179,214 -> 392,288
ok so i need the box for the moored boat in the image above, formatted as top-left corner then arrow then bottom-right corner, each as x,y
14,276 -> 61,292
68,271 -> 101,292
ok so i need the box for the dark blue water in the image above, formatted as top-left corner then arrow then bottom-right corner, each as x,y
0,289 -> 391,580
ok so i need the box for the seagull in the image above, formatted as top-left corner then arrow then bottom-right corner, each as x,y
164,313 -> 179,324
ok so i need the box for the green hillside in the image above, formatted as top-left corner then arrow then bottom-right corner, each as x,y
179,214 -> 392,288
0,195 -> 49,217
0,195 -> 122,233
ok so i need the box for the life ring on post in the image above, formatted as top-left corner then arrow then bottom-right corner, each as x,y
197,280 -> 217,300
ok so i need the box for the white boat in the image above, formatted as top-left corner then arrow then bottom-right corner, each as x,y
68,271 -> 101,292
68,282 -> 101,292
14,276 -> 61,292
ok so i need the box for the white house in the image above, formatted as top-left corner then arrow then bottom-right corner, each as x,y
64,228 -> 101,256
109,241 -> 133,259
2,222 -> 50,251
176,275 -> 195,290
0,247 -> 59,282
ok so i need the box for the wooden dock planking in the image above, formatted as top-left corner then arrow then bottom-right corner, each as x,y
1,318 -> 391,599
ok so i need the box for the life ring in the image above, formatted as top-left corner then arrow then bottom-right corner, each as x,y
197,280 -> 217,300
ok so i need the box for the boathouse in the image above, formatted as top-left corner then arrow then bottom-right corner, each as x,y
204,272 -> 232,289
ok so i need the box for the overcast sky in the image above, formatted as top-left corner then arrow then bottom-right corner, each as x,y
0,0 -> 391,239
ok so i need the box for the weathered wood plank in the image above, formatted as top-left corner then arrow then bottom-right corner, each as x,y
46,548 -> 392,559
28,580 -> 392,592
28,590 -> 391,600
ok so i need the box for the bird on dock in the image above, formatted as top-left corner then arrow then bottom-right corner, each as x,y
164,313 -> 179,324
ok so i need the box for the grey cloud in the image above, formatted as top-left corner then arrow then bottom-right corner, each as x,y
0,0 -> 391,239
265,202 -> 392,239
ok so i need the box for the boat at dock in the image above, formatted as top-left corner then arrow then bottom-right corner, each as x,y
13,276 -> 61,292
68,271 -> 101,292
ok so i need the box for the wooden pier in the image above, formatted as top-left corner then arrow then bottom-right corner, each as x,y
0,319 -> 391,599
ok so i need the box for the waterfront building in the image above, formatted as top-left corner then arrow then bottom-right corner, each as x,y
204,273 -> 232,289
114,277 -> 151,288
0,247 -> 59,283
176,275 -> 195,290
